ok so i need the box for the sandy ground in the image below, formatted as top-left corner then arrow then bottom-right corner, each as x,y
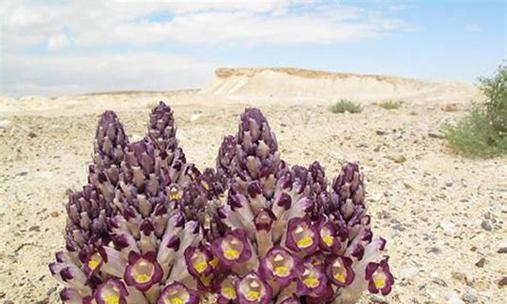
0,68 -> 506,304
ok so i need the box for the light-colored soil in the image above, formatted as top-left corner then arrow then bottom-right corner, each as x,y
0,68 -> 505,303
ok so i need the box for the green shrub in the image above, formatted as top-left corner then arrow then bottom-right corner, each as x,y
443,65 -> 507,158
379,100 -> 402,110
331,99 -> 363,114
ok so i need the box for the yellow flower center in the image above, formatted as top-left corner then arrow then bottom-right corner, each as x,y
246,290 -> 260,300
88,253 -> 102,270
322,235 -> 334,247
193,261 -> 208,273
297,235 -> 313,248
169,187 -> 181,200
303,276 -> 319,288
275,266 -> 289,276
135,273 -> 151,283
104,294 -> 119,304
222,287 -> 237,299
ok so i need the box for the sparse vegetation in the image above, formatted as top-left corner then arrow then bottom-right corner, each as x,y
443,65 -> 507,157
331,99 -> 363,114
379,100 -> 402,110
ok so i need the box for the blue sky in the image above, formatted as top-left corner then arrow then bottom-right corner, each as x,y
0,0 -> 505,97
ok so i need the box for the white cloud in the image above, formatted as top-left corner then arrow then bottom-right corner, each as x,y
1,53 -> 218,96
1,0 -> 406,50
0,0 -> 409,97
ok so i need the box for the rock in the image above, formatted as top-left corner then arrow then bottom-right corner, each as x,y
446,291 -> 464,304
399,265 -> 419,279
474,257 -> 486,268
498,277 -> 507,287
50,211 -> 59,218
432,278 -> 448,287
440,221 -> 456,235
189,112 -> 202,122
451,271 -> 467,283
391,223 -> 405,231
461,292 -> 478,303
0,120 -> 11,129
370,294 -> 389,304
403,181 -> 422,191
27,131 -> 37,138
29,225 -> 40,232
498,247 -> 507,254
387,154 -> 407,163
376,130 -> 387,135
428,131 -> 445,139
481,220 -> 493,231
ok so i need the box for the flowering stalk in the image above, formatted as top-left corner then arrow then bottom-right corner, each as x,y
51,103 -> 393,304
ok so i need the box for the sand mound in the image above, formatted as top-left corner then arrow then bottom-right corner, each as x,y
199,67 -> 480,104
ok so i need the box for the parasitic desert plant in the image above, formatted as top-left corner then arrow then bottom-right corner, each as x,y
50,102 -> 393,304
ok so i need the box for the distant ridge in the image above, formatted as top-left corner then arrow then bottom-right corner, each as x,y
214,67 -> 432,85
199,67 -> 477,104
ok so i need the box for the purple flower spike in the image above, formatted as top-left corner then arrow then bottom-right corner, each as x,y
217,135 -> 237,186
124,251 -> 163,292
147,101 -> 178,151
158,282 -> 199,304
94,278 -> 128,304
366,258 -> 394,296
285,217 -> 319,255
236,272 -> 272,304
212,229 -> 252,266
259,247 -> 303,286
327,255 -> 355,287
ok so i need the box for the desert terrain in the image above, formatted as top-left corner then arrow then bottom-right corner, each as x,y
0,68 -> 505,304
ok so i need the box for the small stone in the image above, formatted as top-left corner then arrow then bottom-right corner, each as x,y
498,277 -> 507,287
376,130 -> 387,135
0,120 -> 11,129
446,291 -> 464,304
29,225 -> 40,232
189,113 -> 202,122
498,247 -> 507,254
432,278 -> 448,287
46,287 -> 57,296
399,265 -> 419,279
440,221 -> 456,235
445,182 -> 453,187
481,220 -> 493,231
50,211 -> 59,218
27,131 -> 37,138
451,271 -> 467,283
387,154 -> 407,163
428,131 -> 445,139
462,292 -> 478,303
475,257 -> 486,268
391,223 -> 405,231
370,294 -> 389,304
427,246 -> 441,254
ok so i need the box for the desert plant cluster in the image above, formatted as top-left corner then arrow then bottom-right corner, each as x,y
49,102 -> 392,304
443,65 -> 507,157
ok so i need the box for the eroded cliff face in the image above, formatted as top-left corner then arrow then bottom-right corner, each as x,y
201,67 -> 480,105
